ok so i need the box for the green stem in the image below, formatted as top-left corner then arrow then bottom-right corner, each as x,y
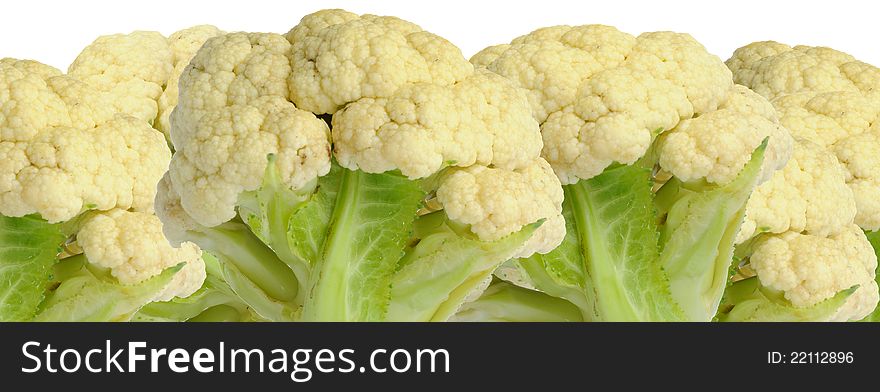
188,305 -> 246,322
566,184 -> 641,321
303,169 -> 362,321
187,223 -> 298,304
267,193 -> 311,293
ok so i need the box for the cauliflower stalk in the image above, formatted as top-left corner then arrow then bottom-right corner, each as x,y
717,42 -> 880,321
0,64 -> 189,321
159,9 -> 565,322
471,25 -> 792,321
450,279 -> 583,322
0,25 -> 224,322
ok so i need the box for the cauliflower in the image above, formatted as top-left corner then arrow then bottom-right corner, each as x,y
727,42 -> 880,231
744,225 -> 879,321
718,41 -> 880,321
657,85 -> 792,185
0,25 -> 220,322
474,27 -> 791,186
68,31 -> 173,123
738,138 -> 856,242
161,9 -> 564,321
69,26 -> 224,138
473,25 -> 790,321
78,209 -> 204,301
157,25 -> 225,136
436,159 -> 565,257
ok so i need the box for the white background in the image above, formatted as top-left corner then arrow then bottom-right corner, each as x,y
2,0 -> 878,69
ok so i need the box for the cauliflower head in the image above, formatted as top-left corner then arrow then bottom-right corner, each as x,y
473,26 -> 792,185
161,9 -> 564,321
738,138 -> 856,242
68,26 -> 223,138
1,59 -> 170,222
0,56 -> 208,322
749,224 -> 878,321
728,42 -> 880,231
78,209 -> 205,301
168,10 -> 561,249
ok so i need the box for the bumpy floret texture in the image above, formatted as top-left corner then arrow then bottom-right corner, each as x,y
1,59 -> 171,222
474,26 -> 791,185
78,209 -> 205,301
750,224 -> 879,321
331,69 -> 542,178
169,32 -> 332,227
68,31 -> 173,123
738,138 -> 856,242
166,10 -> 564,250
436,158 -> 565,256
67,27 -> 222,138
658,85 -> 793,185
156,25 -> 224,135
728,43 -> 880,231
727,41 -> 879,100
286,9 -> 473,114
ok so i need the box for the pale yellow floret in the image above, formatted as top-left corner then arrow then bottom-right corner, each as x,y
436,158 -> 565,258
750,225 -> 879,321
169,96 -> 331,227
331,69 -> 542,178
1,58 -> 116,142
154,173 -> 203,246
77,209 -> 205,301
772,92 -> 880,231
286,9 -> 473,114
833,125 -> 880,231
658,85 -> 793,185
469,45 -> 510,69
68,31 -> 173,123
156,25 -> 224,136
729,42 -> 880,231
167,31 -> 332,227
738,138 -> 856,242
1,61 -> 170,223
474,26 -> 776,185
168,12 -> 559,243
727,41 -> 877,100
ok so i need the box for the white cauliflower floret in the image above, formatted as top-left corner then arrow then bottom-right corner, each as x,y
169,12 -> 556,238
167,25 -> 225,66
659,85 -> 793,185
331,69 -> 542,178
727,42 -> 877,100
1,61 -> 170,223
738,138 -> 856,242
286,9 -> 473,114
772,92 -> 880,231
774,92 -> 878,147
156,25 -> 224,136
750,225 -> 879,321
68,31 -> 173,123
728,42 -> 880,231
154,172 -> 207,247
77,209 -> 205,301
475,26 -> 792,186
0,116 -> 168,222
170,96 -> 331,227
436,158 -> 565,258
1,58 -> 116,142
833,126 -> 880,230
473,25 -> 637,123
168,32 -> 331,227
